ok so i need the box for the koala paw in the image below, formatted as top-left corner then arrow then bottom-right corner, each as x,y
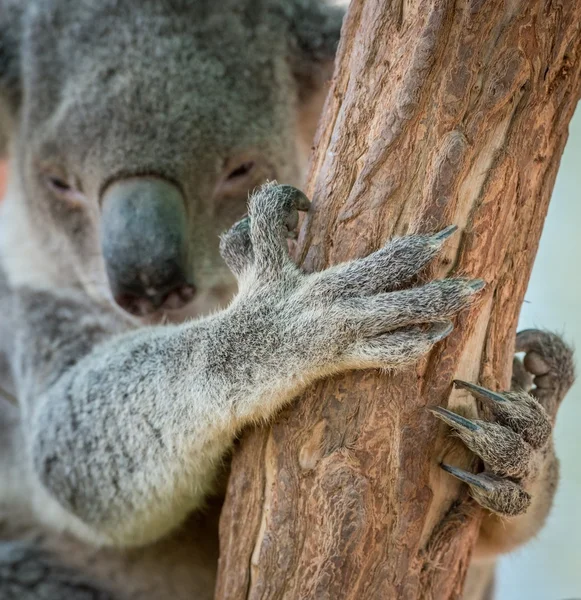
434,330 -> 574,517
219,184 -> 309,277
219,183 -> 484,374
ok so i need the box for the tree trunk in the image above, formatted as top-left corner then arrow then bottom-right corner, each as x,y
216,1 -> 581,598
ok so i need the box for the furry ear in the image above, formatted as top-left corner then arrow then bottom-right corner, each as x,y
283,0 -> 346,100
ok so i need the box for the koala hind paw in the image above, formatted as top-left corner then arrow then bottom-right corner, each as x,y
433,330 -> 574,517
514,329 -> 575,417
432,383 -> 548,517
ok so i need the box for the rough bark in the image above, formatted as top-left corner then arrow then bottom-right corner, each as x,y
217,1 -> 581,598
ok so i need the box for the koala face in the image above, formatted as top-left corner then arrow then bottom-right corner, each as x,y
0,0 -> 343,319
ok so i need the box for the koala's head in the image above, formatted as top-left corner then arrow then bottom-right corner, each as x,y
0,0 -> 343,318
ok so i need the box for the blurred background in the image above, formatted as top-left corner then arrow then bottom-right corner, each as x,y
496,107 -> 581,599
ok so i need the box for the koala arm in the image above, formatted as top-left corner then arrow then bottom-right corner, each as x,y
4,184 -> 481,549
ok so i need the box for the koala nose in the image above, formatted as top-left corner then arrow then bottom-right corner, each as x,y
113,283 -> 197,317
100,177 -> 195,316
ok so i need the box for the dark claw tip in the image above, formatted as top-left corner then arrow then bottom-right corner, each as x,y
431,322 -> 454,341
430,406 -> 480,431
433,225 -> 458,242
468,279 -> 486,292
275,185 -> 311,211
440,463 -> 493,491
454,380 -> 508,403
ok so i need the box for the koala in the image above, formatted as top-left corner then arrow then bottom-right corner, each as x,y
0,1 -> 574,599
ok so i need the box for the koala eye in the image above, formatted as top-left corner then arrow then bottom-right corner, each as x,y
226,161 -> 255,180
47,176 -> 72,193
43,173 -> 86,206
215,156 -> 272,201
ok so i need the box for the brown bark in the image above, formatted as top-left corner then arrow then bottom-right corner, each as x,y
216,1 -> 581,598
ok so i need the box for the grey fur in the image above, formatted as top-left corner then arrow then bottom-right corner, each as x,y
0,2 -> 574,599
0,0 -> 343,307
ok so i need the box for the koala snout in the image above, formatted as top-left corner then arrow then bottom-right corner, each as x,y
100,177 -> 195,316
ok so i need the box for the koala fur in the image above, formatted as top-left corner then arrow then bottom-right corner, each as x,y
0,1 -> 574,599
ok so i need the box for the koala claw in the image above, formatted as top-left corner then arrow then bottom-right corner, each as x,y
430,406 -> 480,431
433,224 -> 458,242
453,380 -> 506,404
440,463 -> 532,517
435,331 -> 574,517
432,392 -> 537,482
453,380 -> 552,449
275,184 -> 311,212
434,382 -> 548,514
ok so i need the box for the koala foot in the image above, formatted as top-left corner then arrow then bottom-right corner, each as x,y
433,330 -> 574,517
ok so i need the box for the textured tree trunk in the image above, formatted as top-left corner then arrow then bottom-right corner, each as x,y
216,1 -> 581,598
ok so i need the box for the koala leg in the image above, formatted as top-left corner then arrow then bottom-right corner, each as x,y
432,330 -> 574,564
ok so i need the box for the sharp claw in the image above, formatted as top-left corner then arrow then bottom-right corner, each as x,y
467,279 -> 486,292
430,406 -> 480,431
433,225 -> 458,242
454,380 -> 507,403
276,185 -> 311,211
440,463 -> 493,491
295,195 -> 311,212
431,322 -> 454,341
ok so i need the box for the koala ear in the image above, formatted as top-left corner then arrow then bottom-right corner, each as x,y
284,1 -> 346,100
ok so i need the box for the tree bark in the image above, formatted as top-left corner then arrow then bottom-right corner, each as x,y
216,1 -> 581,598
